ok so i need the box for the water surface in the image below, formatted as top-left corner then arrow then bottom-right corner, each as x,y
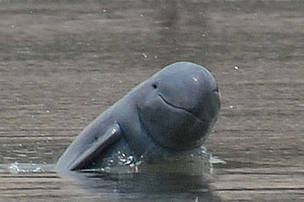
0,0 -> 303,201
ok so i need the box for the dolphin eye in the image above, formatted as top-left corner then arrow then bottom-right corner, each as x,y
152,83 -> 157,89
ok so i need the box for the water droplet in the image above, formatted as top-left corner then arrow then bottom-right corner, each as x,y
104,166 -> 111,172
210,156 -> 226,164
141,53 -> 147,58
33,167 -> 42,172
125,156 -> 134,165
8,162 -> 20,174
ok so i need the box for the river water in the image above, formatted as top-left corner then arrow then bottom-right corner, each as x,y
0,0 -> 303,201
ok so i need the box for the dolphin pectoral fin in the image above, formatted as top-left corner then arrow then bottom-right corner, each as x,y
69,123 -> 122,171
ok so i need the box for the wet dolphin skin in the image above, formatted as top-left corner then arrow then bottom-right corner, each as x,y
56,62 -> 220,171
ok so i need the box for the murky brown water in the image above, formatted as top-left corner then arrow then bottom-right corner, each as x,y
0,0 -> 303,201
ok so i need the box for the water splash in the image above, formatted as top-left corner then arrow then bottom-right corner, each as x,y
85,151 -> 142,174
3,162 -> 55,174
91,146 -> 226,175
1,147 -> 225,175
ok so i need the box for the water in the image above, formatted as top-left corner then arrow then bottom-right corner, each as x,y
2,146 -> 223,174
0,0 -> 303,201
4,162 -> 55,174
1,147 -> 224,202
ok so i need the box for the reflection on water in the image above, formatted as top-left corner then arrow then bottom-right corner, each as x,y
58,171 -> 221,202
56,146 -> 222,202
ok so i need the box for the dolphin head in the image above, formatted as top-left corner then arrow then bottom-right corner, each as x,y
137,62 -> 220,151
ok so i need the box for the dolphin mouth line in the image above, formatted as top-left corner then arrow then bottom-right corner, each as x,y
158,94 -> 210,124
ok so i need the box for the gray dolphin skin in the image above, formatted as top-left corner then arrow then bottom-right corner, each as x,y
56,62 -> 220,171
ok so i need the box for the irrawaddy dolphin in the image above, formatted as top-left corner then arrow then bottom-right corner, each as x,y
56,62 -> 220,171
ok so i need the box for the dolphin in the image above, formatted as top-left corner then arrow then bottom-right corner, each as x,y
56,62 -> 220,171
